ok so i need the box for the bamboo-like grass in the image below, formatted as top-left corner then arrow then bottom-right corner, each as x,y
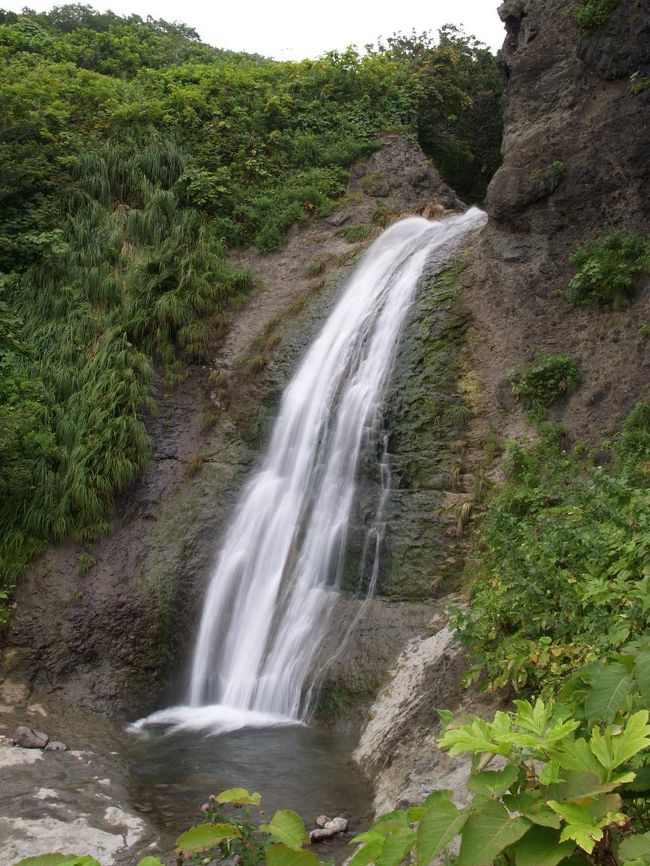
0,129 -> 253,587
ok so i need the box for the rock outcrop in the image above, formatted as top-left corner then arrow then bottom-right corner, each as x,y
354,612 -> 504,816
467,0 -> 649,443
0,699 -> 159,865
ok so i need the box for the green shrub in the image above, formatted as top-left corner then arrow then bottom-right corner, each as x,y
573,0 -> 621,33
509,354 -> 581,420
631,77 -> 650,96
454,405 -> 650,695
568,232 -> 650,308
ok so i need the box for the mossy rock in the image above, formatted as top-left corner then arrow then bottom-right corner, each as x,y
375,260 -> 474,599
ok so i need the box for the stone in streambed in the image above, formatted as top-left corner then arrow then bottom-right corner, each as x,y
310,816 -> 348,842
315,815 -> 331,828
45,740 -> 68,751
11,726 -> 49,749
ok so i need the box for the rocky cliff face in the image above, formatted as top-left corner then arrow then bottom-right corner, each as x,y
468,0 -> 649,442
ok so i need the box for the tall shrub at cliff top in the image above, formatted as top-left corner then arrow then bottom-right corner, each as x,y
0,6 -> 501,622
367,25 -> 503,201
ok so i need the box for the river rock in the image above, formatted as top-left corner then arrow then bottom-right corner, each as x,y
310,816 -> 348,842
45,741 -> 68,751
315,815 -> 331,828
11,726 -> 49,749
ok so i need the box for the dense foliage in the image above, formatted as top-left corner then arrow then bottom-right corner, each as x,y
455,404 -> 650,695
509,355 -> 582,421
573,0 -> 622,33
367,27 -> 502,202
568,233 -> 650,308
0,5 -> 501,624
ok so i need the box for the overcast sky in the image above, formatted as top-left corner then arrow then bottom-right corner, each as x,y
4,0 -> 506,57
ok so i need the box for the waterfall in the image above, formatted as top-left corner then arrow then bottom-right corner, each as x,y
132,208 -> 486,736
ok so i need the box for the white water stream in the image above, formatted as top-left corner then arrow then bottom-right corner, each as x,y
133,208 -> 486,736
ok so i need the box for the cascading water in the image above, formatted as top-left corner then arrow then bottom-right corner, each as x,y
133,207 -> 486,736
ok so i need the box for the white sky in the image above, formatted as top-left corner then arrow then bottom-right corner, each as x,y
3,1 -> 506,58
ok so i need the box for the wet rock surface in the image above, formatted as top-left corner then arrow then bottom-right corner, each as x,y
11,726 -> 49,749
0,697 -> 161,866
314,598 -> 439,727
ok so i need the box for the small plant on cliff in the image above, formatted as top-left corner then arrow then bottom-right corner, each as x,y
75,553 -> 96,576
573,0 -> 621,33
568,233 -> 650,308
336,223 -> 380,243
509,354 -> 581,421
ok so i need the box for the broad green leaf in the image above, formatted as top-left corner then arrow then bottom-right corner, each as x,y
558,824 -> 603,854
438,716 -> 509,757
513,825 -> 575,866
351,830 -> 387,844
136,859 -> 165,866
409,793 -> 453,823
588,792 -> 623,820
558,739 -> 606,776
546,767 -> 631,802
416,799 -> 468,866
456,801 -> 530,866
265,844 -> 319,866
584,663 -> 633,722
215,787 -> 262,806
504,792 -> 540,813
437,709 -> 455,724
590,712 -> 650,770
372,810 -> 410,834
376,828 -> 417,866
540,759 -> 562,786
260,810 -> 308,851
467,764 -> 519,798
176,822 -> 241,853
634,651 -> 650,706
547,770 -> 604,802
620,831 -> 650,863
347,840 -> 385,866
547,801 -> 623,854
513,699 -> 553,736
423,789 -> 454,807
523,805 -> 562,830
